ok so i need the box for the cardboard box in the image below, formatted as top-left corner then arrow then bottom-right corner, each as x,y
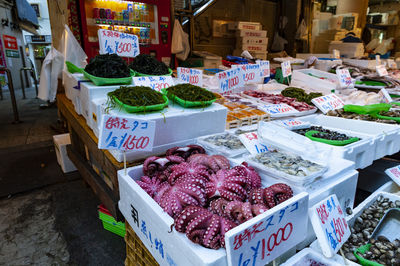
192,51 -> 222,69
236,29 -> 267,38
53,133 -> 77,173
228,21 -> 262,31
236,37 -> 268,46
233,49 -> 268,60
237,44 -> 267,52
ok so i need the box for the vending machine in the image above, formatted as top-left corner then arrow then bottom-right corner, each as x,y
79,0 -> 172,62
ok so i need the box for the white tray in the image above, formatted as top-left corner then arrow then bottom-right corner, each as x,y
196,132 -> 247,158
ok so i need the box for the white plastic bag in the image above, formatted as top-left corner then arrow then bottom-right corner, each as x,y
38,47 -> 64,102
296,19 -> 308,40
171,20 -> 190,60
59,25 -> 87,69
271,32 -> 288,52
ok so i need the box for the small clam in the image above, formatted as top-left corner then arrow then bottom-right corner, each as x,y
395,200 -> 400,207
377,235 -> 390,242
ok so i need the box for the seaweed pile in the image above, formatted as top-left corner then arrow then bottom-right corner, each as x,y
166,84 -> 216,102
129,54 -> 170,75
108,86 -> 165,107
84,54 -> 130,78
281,87 -> 323,105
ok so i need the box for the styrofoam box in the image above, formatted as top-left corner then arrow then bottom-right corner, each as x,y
296,53 -> 333,59
237,44 -> 267,52
281,248 -> 342,266
328,42 -> 364,58
297,114 -> 400,163
376,181 -> 400,196
62,70 -> 87,115
236,29 -> 267,38
53,133 -> 77,173
315,59 -> 342,72
228,21 -> 262,31
343,58 -> 377,70
236,37 -> 268,46
291,68 -> 340,95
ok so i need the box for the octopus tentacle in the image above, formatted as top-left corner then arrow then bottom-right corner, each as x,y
166,145 -> 206,160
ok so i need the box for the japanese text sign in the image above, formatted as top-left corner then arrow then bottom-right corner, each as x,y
257,60 -> 270,78
2,35 -> 18,50
336,68 -> 353,88
309,194 -> 350,258
225,192 -> 309,266
98,115 -> 155,151
258,103 -> 299,117
281,61 -> 291,78
239,64 -> 262,84
98,29 -> 140,57
385,165 -> 400,187
132,76 -> 174,92
379,88 -> 393,103
273,119 -> 311,130
376,65 -> 388,77
177,67 -> 203,86
217,67 -> 244,93
311,94 -> 345,114
238,132 -> 269,155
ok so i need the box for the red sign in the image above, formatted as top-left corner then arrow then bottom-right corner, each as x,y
3,35 -> 18,50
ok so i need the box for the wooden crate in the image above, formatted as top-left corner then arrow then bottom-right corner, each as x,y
125,223 -> 158,266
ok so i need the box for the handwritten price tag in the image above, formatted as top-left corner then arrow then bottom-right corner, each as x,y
238,132 -> 269,155
376,65 -> 389,77
281,61 -> 292,78
309,194 -> 350,258
98,115 -> 155,151
217,67 -> 244,93
98,29 -> 140,57
258,104 -> 299,117
311,94 -> 345,114
376,55 -> 381,66
239,64 -> 262,84
132,76 -> 174,92
385,165 -> 400,187
379,88 -> 393,103
336,68 -> 353,88
257,60 -> 270,78
177,67 -> 203,86
387,59 -> 397,69
225,193 -> 309,266
273,119 -> 311,130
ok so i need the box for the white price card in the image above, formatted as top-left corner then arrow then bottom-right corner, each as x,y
272,119 -> 311,130
379,88 -> 393,103
333,49 -> 340,59
132,76 -> 174,92
376,65 -> 389,77
311,94 -> 345,114
376,55 -> 381,66
336,68 -> 353,88
177,67 -> 203,86
238,132 -> 269,155
98,29 -> 140,57
385,165 -> 400,187
281,61 -> 292,78
309,194 -> 351,258
387,59 -> 397,69
258,103 -> 299,117
217,67 -> 244,93
98,115 -> 155,151
225,192 -> 309,266
257,60 -> 270,77
239,64 -> 262,84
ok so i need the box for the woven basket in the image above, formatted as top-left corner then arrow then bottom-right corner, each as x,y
125,222 -> 158,266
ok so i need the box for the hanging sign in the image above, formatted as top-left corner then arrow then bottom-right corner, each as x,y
258,103 -> 299,117
225,192 -> 309,266
385,165 -> 400,187
239,64 -> 262,84
98,29 -> 140,57
2,35 -> 18,50
379,88 -> 393,103
132,76 -> 174,92
376,65 -> 388,77
281,61 -> 291,78
309,194 -> 351,258
177,67 -> 203,86
217,67 -> 244,93
273,119 -> 311,130
238,132 -> 269,155
257,60 -> 270,77
311,94 -> 345,114
336,69 -> 353,88
98,115 -> 155,151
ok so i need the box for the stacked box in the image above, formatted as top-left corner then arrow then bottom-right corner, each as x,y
234,23 -> 268,60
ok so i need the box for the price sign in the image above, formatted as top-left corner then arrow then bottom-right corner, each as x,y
311,94 -> 345,114
257,60 -> 270,78
332,49 -> 340,59
309,194 -> 350,258
281,61 -> 292,78
258,104 -> 299,117
387,59 -> 397,69
98,115 -> 155,151
217,67 -> 244,93
336,68 -> 353,88
238,132 -> 269,155
132,76 -> 174,92
98,29 -> 140,57
225,192 -> 309,266
376,65 -> 389,77
379,88 -> 393,103
385,165 -> 400,187
239,64 -> 262,84
177,67 -> 203,86
376,55 -> 381,66
273,119 -> 311,130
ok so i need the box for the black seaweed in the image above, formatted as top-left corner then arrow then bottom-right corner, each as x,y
84,54 -> 130,78
129,54 -> 169,75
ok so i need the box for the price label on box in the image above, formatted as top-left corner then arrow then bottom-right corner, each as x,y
239,64 -> 262,84
336,68 -> 353,88
132,76 -> 174,92
311,94 -> 345,114
385,165 -> 400,187
258,103 -> 299,116
256,60 -> 270,78
281,61 -> 292,78
98,29 -> 140,57
273,119 -> 311,130
217,67 -> 244,93
376,65 -> 389,77
238,132 -> 269,155
379,88 -> 393,103
309,194 -> 351,258
98,115 -> 155,151
225,193 -> 309,266
177,67 -> 203,86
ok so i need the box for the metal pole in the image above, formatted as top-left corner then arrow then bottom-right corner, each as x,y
20,67 -> 38,97
0,67 -> 20,123
19,68 -> 26,99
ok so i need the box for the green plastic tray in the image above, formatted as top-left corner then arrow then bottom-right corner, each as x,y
131,68 -> 173,77
344,103 -> 392,115
98,211 -> 126,237
305,130 -> 359,146
356,80 -> 387,87
354,244 -> 384,266
102,221 -> 126,237
112,94 -> 168,113
162,88 -> 216,108
65,61 -> 82,73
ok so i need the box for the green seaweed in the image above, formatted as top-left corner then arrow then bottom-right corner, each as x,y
107,86 -> 165,111
281,87 -> 323,105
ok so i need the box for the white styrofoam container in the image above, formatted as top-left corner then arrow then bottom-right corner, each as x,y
315,59 -> 342,72
328,42 -> 364,58
343,58 -> 377,70
297,114 -> 400,162
291,68 -> 340,95
376,181 -> 400,196
196,132 -> 248,158
281,248 -> 342,266
53,133 -> 77,173
62,70 -> 87,115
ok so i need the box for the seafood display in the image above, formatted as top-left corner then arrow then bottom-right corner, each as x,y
357,237 -> 400,265
243,90 -> 315,111
294,126 -> 359,142
134,145 -> 294,249
250,150 -> 325,177
281,87 -> 323,105
129,54 -> 170,75
200,133 -> 245,151
327,108 -> 399,124
84,53 -> 130,78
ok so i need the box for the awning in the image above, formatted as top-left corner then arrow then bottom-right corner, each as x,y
15,0 -> 39,28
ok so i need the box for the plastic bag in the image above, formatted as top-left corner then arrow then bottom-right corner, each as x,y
171,20 -> 190,60
375,38 -> 394,55
271,32 -> 288,52
59,25 -> 87,70
295,19 -> 308,40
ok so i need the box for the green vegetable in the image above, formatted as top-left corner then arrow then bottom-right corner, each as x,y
281,87 -> 323,105
84,54 -> 130,78
166,84 -> 216,102
108,86 -> 165,108
129,54 -> 170,75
